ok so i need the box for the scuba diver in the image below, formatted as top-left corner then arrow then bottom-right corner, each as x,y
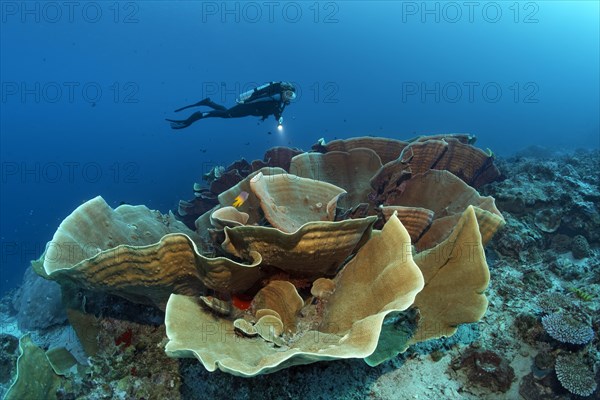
166,81 -> 296,130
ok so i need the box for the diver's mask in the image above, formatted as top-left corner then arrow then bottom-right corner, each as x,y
282,90 -> 296,103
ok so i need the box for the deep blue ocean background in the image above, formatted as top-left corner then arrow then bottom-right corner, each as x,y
0,1 -> 598,295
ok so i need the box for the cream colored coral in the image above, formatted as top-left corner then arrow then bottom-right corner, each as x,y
164,213 -> 424,377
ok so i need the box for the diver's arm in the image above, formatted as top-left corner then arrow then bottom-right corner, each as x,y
274,102 -> 286,122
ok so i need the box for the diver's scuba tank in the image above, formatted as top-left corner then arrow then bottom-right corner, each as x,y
237,81 -> 295,104
237,82 -> 275,104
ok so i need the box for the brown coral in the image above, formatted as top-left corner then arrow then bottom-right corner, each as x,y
383,170 -> 505,250
452,348 -> 515,393
379,205 -> 434,242
164,213 -> 424,377
370,135 -> 500,202
289,148 -> 383,208
248,172 -> 346,232
312,136 -> 408,164
555,353 -> 597,397
36,134 -> 503,378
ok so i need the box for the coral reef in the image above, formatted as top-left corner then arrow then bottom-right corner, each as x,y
451,348 -> 515,393
541,312 -> 594,345
176,146 -> 302,230
165,212 -> 425,376
572,234 -> 592,259
12,267 -> 66,330
5,137 -> 598,398
555,353 -> 598,397
484,149 -> 600,399
484,150 -> 600,244
0,334 -> 19,386
3,335 -> 61,400
23,134 -> 502,379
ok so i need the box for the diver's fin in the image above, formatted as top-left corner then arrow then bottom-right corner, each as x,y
174,98 -> 212,112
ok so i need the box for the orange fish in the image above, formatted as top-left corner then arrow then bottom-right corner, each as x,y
232,191 -> 249,208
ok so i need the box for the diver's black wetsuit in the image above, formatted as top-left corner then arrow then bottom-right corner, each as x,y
166,98 -> 286,129
167,82 -> 295,130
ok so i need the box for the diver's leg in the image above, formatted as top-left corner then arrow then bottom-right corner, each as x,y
174,98 -> 227,112
225,103 -> 256,118
166,111 -> 208,129
202,99 -> 227,111
166,109 -> 233,129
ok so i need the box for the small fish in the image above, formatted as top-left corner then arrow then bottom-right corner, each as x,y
569,286 -> 594,301
232,191 -> 249,208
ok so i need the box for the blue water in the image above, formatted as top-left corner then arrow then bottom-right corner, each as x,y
0,1 -> 598,295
